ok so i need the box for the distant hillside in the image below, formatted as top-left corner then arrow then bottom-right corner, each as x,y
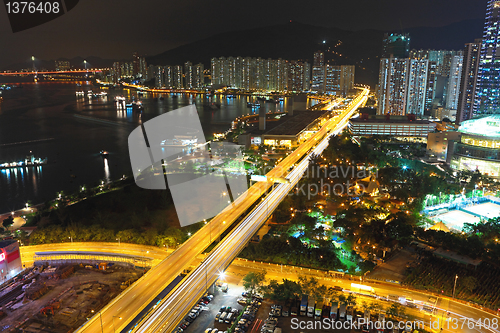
147,20 -> 485,87
147,21 -> 384,86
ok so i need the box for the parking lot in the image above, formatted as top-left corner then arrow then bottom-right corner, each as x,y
175,279 -> 407,333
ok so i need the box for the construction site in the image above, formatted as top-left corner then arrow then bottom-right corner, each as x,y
0,263 -> 142,333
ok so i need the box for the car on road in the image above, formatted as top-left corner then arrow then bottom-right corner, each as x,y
237,298 -> 249,305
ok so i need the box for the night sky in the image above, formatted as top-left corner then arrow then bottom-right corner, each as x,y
0,0 -> 487,68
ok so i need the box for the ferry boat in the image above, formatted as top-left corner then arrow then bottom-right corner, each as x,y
100,150 -> 109,157
0,154 -> 47,169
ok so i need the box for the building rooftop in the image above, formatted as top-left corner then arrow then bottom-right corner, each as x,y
265,111 -> 327,136
0,239 -> 17,249
247,110 -> 328,137
351,115 -> 433,125
458,115 -> 500,138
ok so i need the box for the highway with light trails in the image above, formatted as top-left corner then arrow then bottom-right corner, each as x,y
131,88 -> 370,332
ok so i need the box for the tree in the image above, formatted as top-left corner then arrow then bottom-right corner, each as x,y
346,293 -> 357,307
264,279 -> 301,301
298,276 -> 319,297
461,276 -> 477,293
242,271 -> 267,297
2,216 -> 14,229
387,302 -> 406,319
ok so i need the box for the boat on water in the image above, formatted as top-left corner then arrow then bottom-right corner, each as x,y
0,154 -> 47,169
133,100 -> 144,112
171,94 -> 178,98
159,96 -> 164,100
209,103 -> 219,110
100,150 -> 109,157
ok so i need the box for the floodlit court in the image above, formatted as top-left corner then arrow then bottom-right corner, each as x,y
463,202 -> 500,220
432,209 -> 480,231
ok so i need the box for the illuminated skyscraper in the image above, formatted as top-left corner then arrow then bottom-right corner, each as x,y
407,59 -> 429,117
378,58 -> 410,115
474,0 -> 500,116
378,58 -> 429,117
132,52 -> 140,76
445,54 -> 464,110
312,51 -> 325,92
457,39 -> 482,123
324,65 -> 355,97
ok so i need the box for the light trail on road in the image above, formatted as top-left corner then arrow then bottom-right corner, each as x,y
133,88 -> 369,332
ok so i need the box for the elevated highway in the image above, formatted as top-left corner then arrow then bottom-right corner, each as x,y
65,88 -> 369,333
133,88 -> 369,332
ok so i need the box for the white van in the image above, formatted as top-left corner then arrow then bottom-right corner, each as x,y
225,312 -> 233,324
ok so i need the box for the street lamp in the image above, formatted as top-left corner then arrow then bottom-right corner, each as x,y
90,310 -> 103,333
112,316 -> 122,332
116,238 -> 120,246
452,275 -> 458,298
68,236 -> 73,243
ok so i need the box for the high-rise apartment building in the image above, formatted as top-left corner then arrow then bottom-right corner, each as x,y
445,55 -> 464,110
172,65 -> 183,88
456,39 -> 482,123
312,51 -> 325,92
382,33 -> 410,58
194,63 -> 204,88
139,57 -> 147,79
424,61 -> 437,114
407,59 -> 429,117
473,0 -> 500,117
184,62 -> 194,89
132,52 -> 140,76
209,56 -> 308,92
378,57 -> 429,117
378,58 -> 410,116
324,64 -> 355,96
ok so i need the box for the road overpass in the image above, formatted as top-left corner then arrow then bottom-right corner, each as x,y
132,88 -> 369,332
19,241 -> 500,333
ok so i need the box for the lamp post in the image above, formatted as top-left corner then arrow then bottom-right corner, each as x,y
218,192 -> 227,243
452,275 -> 458,298
68,236 -> 73,243
91,310 -> 103,333
116,238 -> 120,246
112,316 -> 122,332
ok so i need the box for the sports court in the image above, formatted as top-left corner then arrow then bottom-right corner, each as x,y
431,210 -> 480,232
463,202 -> 500,220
